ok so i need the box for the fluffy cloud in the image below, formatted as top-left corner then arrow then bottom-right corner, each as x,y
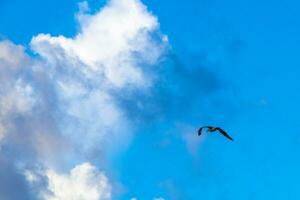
0,0 -> 167,156
0,0 -> 229,198
43,162 -> 111,200
28,0 -> 167,155
0,0 -> 167,199
31,0 -> 166,88
25,162 -> 111,200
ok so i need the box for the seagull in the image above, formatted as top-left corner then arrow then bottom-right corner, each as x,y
198,126 -> 233,141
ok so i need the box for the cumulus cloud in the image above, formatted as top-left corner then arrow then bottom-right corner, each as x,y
31,0 -> 166,88
0,0 -> 233,198
25,162 -> 111,200
27,0 -> 167,155
42,162 -> 111,200
0,0 -> 167,156
0,0 -> 167,199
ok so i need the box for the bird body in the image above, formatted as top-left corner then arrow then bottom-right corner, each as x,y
198,126 -> 233,141
207,127 -> 218,132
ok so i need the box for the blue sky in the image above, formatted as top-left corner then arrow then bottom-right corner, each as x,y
0,0 -> 300,199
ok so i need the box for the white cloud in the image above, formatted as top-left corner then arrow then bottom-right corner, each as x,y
0,0 -> 166,153
27,0 -> 167,154
0,0 -> 168,198
31,0 -> 166,88
38,162 -> 111,200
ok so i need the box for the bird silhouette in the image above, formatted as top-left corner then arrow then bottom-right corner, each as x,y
198,126 -> 233,141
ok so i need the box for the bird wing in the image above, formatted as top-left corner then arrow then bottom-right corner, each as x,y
198,127 -> 204,135
216,128 -> 233,141
198,126 -> 213,136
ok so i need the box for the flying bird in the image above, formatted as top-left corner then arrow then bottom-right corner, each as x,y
198,126 -> 233,141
